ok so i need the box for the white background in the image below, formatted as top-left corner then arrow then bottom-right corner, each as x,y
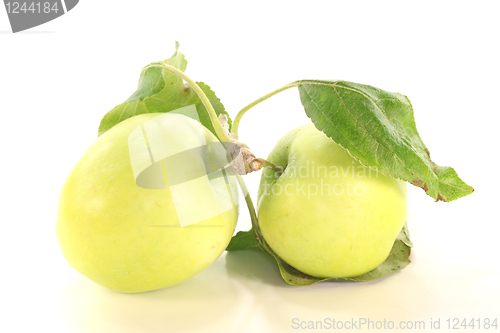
1,1 -> 499,332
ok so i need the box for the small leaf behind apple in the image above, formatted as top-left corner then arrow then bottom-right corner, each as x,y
226,230 -> 260,251
98,42 -> 231,140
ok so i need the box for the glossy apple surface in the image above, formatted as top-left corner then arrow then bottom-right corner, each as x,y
57,113 -> 238,293
257,124 -> 407,278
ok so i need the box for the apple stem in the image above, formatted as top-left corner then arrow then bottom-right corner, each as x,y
260,158 -> 282,172
236,175 -> 284,259
231,83 -> 297,139
236,175 -> 262,234
149,64 -> 280,175
145,63 -> 231,143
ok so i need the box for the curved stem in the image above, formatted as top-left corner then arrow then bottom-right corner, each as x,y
236,175 -> 261,234
260,158 -> 282,172
144,63 -> 230,143
235,175 -> 279,257
231,83 -> 297,138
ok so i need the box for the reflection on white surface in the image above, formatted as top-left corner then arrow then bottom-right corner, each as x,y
59,246 -> 500,333
18,181 -> 494,333
59,253 -> 253,333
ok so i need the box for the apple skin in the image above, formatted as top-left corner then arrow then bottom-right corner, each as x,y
56,113 -> 238,293
257,124 -> 407,278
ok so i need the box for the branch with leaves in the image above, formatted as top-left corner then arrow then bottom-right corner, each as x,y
98,43 -> 473,286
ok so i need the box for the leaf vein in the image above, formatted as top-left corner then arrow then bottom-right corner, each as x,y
117,103 -> 129,123
149,96 -> 189,106
142,101 -> 150,114
131,101 -> 139,117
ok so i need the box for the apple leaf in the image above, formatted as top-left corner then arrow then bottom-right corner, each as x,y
296,80 -> 473,202
226,230 -> 260,251
227,224 -> 412,286
98,42 -> 230,139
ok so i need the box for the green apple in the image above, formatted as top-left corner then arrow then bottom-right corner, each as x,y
257,124 -> 407,278
56,113 -> 238,293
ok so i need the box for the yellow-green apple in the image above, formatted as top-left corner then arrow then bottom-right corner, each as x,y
57,113 -> 238,293
257,124 -> 407,278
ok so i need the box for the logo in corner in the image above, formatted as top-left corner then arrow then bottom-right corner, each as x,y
3,0 -> 79,33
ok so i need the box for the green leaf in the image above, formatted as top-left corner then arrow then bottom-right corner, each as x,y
98,42 -> 231,139
229,224 -> 412,286
295,80 -> 473,202
226,230 -> 260,251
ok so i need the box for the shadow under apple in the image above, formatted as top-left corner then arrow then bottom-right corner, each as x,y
59,255 -> 247,333
225,247 -> 289,287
